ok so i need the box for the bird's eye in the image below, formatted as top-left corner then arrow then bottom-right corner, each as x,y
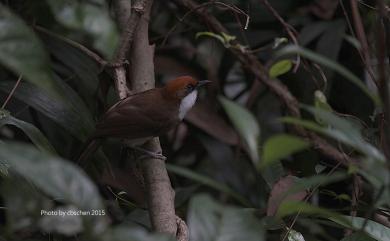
186,84 -> 195,92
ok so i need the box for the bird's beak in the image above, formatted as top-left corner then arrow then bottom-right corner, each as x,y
197,80 -> 211,87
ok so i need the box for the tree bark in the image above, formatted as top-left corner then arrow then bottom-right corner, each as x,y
112,0 -> 179,237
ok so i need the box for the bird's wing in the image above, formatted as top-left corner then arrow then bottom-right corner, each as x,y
94,89 -> 178,139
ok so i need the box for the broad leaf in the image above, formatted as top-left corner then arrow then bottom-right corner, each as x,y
166,164 -> 251,207
341,232 -> 377,241
277,201 -> 347,225
0,142 -> 105,218
316,19 -> 346,70
188,195 -> 264,241
0,109 -> 56,154
0,79 -> 95,140
260,161 -> 285,187
330,216 -> 390,241
287,229 -> 305,241
261,134 -> 309,168
46,0 -> 118,59
282,106 -> 385,162
283,172 -> 347,199
269,60 -> 293,78
38,27 -> 101,104
196,31 -> 237,48
267,175 -> 307,216
103,226 -> 174,241
219,96 -> 260,164
276,45 -> 380,105
0,5 -> 63,99
2,178 -> 53,231
0,142 -> 108,235
38,205 -> 83,235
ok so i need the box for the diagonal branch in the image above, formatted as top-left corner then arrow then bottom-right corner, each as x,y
171,0 -> 355,167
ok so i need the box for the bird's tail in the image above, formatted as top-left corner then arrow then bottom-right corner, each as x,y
76,138 -> 102,165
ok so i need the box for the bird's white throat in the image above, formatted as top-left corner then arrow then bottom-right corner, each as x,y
179,90 -> 197,119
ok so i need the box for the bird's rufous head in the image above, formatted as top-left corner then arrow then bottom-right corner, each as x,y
163,76 -> 210,100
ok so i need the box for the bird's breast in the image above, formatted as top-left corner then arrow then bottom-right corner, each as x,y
178,90 -> 197,119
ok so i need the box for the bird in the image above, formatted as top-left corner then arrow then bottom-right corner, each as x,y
77,76 -> 210,163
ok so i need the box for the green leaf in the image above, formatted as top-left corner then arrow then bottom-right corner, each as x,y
166,164 -> 251,207
188,194 -> 265,241
38,28 -> 101,103
287,229 -> 305,241
219,96 -> 260,164
272,37 -> 288,49
0,5 -> 63,99
0,78 -> 95,140
314,90 -> 333,125
196,31 -> 239,49
298,21 -> 330,46
276,201 -> 347,224
284,172 -> 347,199
341,232 -> 377,241
260,161 -> 285,187
344,35 -> 361,50
315,19 -> 346,69
0,141 -> 108,235
330,216 -> 390,241
220,32 -> 237,42
103,226 -> 174,241
314,90 -> 332,111
0,109 -> 56,154
2,178 -> 53,231
276,45 -> 380,105
0,142 -> 105,219
38,205 -> 83,235
291,105 -> 388,189
281,106 -> 385,162
46,0 -> 118,59
196,32 -> 226,45
261,134 -> 310,168
269,60 -> 293,78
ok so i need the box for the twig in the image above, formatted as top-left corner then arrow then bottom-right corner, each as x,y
259,0 -> 301,72
245,78 -> 262,108
1,75 -> 22,109
176,216 -> 189,241
348,0 -> 378,86
34,26 -> 108,67
162,1 -> 249,46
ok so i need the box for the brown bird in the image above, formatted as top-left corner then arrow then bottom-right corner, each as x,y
78,76 -> 210,163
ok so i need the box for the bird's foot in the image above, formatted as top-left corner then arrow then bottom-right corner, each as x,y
131,146 -> 167,161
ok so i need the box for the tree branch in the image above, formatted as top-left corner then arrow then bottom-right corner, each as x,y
112,0 -> 148,99
112,0 -> 182,237
129,1 -> 179,235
